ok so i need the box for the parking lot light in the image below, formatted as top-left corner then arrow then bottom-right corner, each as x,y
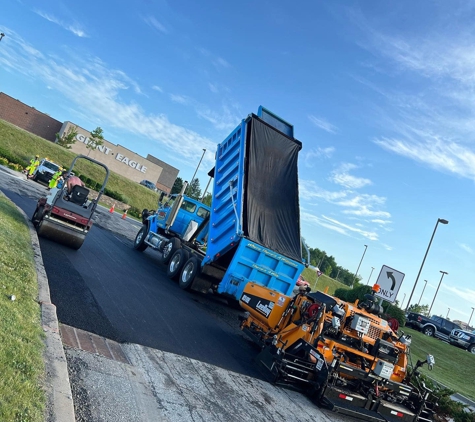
469,307 -> 475,327
429,270 -> 448,315
405,218 -> 448,312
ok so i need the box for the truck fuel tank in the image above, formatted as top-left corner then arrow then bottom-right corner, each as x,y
240,283 -> 292,330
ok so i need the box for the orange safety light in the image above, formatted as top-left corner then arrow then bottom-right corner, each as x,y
372,284 -> 381,293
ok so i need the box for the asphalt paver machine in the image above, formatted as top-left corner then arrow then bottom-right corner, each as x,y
31,155 -> 109,250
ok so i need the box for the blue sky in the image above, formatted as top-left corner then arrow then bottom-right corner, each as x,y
2,0 -> 475,323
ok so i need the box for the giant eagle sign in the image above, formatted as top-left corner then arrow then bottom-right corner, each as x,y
75,134 -> 148,173
374,265 -> 405,304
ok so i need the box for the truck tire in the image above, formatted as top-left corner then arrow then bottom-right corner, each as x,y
468,344 -> 475,354
423,326 -> 435,337
179,256 -> 200,290
160,238 -> 181,265
133,225 -> 148,252
167,248 -> 189,281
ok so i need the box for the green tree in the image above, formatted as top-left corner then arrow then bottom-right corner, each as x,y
171,177 -> 184,194
86,126 -> 104,156
201,192 -> 212,206
407,303 -> 430,316
187,178 -> 202,199
55,125 -> 78,149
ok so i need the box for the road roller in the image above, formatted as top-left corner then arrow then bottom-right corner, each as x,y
31,155 -> 109,250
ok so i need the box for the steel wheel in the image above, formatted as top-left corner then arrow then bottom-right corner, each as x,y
179,256 -> 200,290
468,344 -> 475,354
423,326 -> 435,337
133,225 -> 148,252
167,249 -> 189,281
159,238 -> 181,265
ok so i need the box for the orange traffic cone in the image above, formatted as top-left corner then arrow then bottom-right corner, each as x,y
109,203 -> 115,213
121,210 -> 127,220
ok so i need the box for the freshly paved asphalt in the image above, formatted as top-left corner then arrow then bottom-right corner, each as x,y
2,186 -> 262,380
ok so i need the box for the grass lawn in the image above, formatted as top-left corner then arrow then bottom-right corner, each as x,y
301,267 -> 350,295
0,193 -> 45,421
403,327 -> 475,401
0,119 -> 160,212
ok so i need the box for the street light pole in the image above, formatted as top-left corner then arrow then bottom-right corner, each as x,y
417,280 -> 428,305
352,245 -> 368,287
428,270 -> 448,315
318,253 -> 326,270
366,266 -> 375,285
405,218 -> 448,312
187,148 -> 206,196
446,308 -> 451,319
0,33 -> 5,42
469,307 -> 475,327
401,293 -> 407,309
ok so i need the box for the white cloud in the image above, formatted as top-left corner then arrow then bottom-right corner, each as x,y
169,94 -> 190,105
142,16 -> 168,34
152,85 -> 163,93
301,211 -> 379,240
198,48 -> 231,69
330,163 -> 372,189
374,137 -> 475,181
459,243 -> 474,254
0,29 -> 217,167
35,10 -> 87,37
304,147 -> 335,167
208,83 -> 219,93
308,115 -> 337,134
351,9 -> 475,182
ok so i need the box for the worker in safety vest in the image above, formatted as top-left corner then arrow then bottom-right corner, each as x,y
25,155 -> 39,176
48,168 -> 63,190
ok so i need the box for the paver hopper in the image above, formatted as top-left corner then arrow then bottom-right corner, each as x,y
31,155 -> 109,249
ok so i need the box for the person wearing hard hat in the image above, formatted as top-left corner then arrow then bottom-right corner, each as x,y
48,167 -> 63,190
25,155 -> 39,176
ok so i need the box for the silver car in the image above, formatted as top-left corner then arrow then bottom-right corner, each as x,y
449,328 -> 475,354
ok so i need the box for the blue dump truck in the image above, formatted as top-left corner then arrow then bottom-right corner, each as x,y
133,107 -> 307,303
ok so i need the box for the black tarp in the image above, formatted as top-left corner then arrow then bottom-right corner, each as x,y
243,116 -> 302,262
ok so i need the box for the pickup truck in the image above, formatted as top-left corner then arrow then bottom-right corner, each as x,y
417,315 -> 462,341
404,312 -> 425,329
449,328 -> 475,354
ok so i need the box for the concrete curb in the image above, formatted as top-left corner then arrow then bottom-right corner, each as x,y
1,190 -> 75,422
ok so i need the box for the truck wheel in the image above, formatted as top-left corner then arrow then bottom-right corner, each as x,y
423,326 -> 435,337
160,238 -> 181,265
179,256 -> 200,290
31,205 -> 44,228
167,249 -> 189,281
133,225 -> 148,252
468,344 -> 475,354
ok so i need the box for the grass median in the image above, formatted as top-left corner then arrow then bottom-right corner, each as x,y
0,119 -> 159,212
0,192 -> 45,421
403,326 -> 475,401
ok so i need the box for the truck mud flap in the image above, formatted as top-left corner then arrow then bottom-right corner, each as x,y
322,386 -> 418,422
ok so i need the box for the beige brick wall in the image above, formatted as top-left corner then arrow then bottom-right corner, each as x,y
60,122 -> 166,189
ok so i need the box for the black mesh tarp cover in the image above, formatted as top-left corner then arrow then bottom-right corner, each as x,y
243,116 -> 302,262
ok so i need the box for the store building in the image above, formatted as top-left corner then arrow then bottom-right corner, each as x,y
0,92 -> 179,193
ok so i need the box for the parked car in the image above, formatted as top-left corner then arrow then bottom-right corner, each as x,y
32,158 -> 61,184
449,328 -> 475,354
140,180 -> 158,192
418,315 -> 462,341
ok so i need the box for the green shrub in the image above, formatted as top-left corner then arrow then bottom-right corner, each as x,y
0,147 -> 28,167
127,206 -> 141,218
7,162 -> 23,171
0,157 -> 8,166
